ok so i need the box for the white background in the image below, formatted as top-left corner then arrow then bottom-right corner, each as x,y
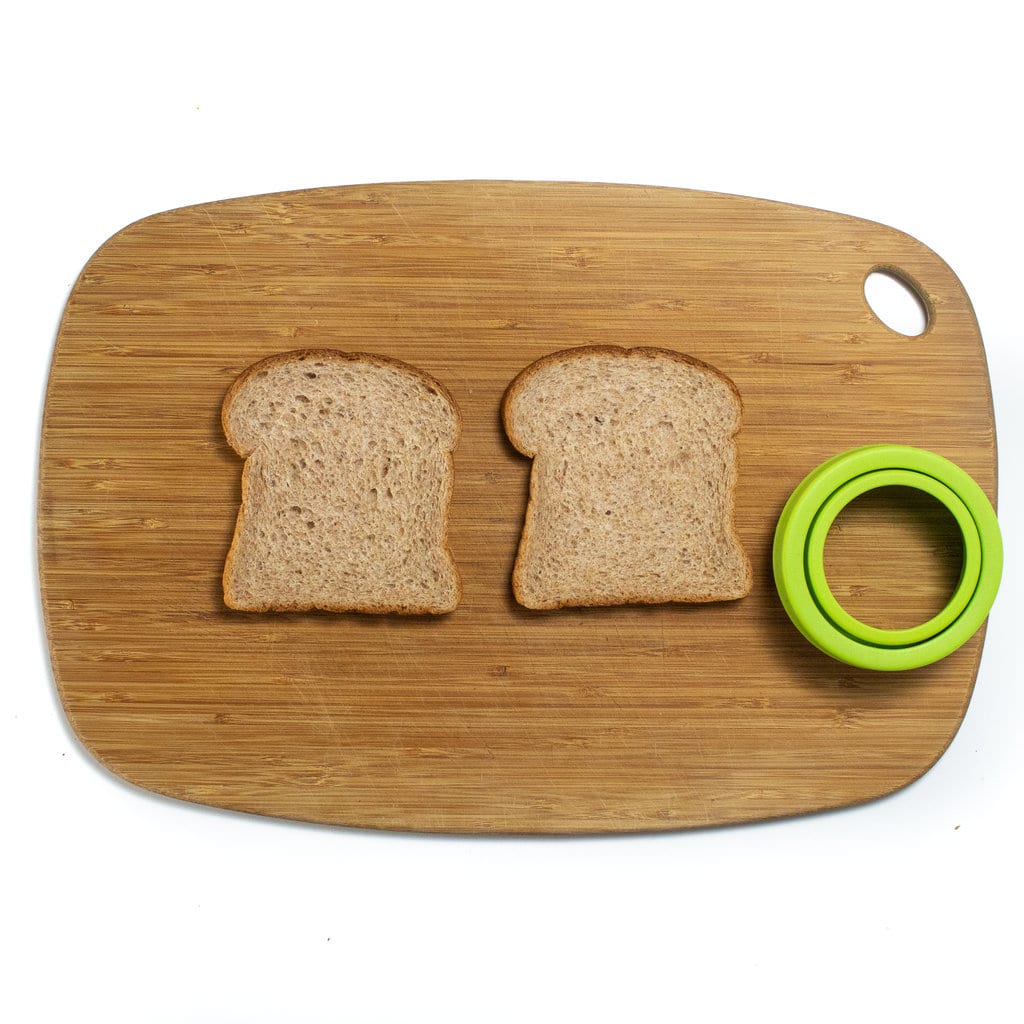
4,2 -> 1021,1021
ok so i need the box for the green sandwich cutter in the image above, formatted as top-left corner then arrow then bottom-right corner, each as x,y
773,445 -> 1002,671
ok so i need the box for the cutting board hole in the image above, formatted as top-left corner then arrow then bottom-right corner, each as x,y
864,270 -> 928,336
823,486 -> 963,631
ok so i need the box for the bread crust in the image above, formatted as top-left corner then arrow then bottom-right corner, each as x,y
502,344 -> 751,610
222,348 -> 462,455
502,344 -> 743,455
222,348 -> 462,615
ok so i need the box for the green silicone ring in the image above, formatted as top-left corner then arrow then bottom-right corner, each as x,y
773,445 -> 1002,671
805,468 -> 982,647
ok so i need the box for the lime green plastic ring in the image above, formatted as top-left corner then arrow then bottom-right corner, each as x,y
806,469 -> 983,647
773,445 -> 1002,671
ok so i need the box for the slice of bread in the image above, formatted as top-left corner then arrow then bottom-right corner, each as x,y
222,349 -> 461,614
502,345 -> 751,610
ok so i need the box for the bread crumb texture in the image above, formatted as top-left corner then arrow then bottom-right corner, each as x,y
222,350 -> 461,614
503,346 -> 752,609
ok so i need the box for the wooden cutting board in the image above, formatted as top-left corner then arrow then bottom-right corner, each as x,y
38,181 -> 997,833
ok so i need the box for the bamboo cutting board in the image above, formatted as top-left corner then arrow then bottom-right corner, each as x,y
38,181 -> 997,833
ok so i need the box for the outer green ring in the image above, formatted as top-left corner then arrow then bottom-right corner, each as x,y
772,445 -> 1002,671
805,468 -> 982,647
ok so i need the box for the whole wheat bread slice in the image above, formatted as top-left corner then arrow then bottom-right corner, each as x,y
502,345 -> 751,610
222,349 -> 461,614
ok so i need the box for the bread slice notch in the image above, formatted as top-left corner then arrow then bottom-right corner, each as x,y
222,349 -> 461,614
502,345 -> 752,610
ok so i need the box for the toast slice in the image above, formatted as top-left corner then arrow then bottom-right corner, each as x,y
222,349 -> 461,614
502,345 -> 751,609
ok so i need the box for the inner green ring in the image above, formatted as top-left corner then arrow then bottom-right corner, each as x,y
804,468 -> 982,647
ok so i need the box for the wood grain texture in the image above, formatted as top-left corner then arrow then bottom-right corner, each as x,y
38,181 -> 997,833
